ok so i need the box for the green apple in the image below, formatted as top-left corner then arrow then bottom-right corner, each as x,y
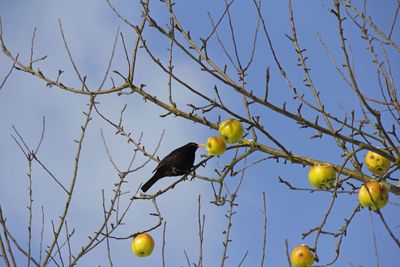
131,233 -> 154,257
218,119 -> 244,144
365,150 -> 390,175
308,164 -> 336,189
358,182 -> 388,210
290,245 -> 314,267
206,136 -> 226,156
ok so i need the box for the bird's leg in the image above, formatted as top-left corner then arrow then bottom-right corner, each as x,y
189,169 -> 196,181
171,166 -> 178,174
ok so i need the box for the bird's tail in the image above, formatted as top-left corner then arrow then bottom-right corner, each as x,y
141,173 -> 161,193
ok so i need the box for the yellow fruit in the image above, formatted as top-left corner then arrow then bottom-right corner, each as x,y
206,136 -> 226,156
308,164 -> 336,189
358,182 -> 388,210
365,150 -> 390,175
131,233 -> 154,257
290,245 -> 314,267
218,119 -> 244,144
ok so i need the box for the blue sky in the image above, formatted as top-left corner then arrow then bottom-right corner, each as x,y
1,0 -> 399,266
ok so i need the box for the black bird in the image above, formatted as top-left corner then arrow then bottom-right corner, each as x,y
141,142 -> 204,192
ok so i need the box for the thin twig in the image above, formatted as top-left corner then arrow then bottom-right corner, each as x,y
58,19 -> 89,91
98,26 -> 120,91
197,195 -> 205,267
368,210 -> 379,267
162,222 -> 167,267
102,190 -> 113,267
42,95 -> 96,266
284,238 -> 292,267
0,54 -> 17,90
260,192 -> 267,267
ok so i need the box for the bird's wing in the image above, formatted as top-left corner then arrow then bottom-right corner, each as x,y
153,148 -> 183,172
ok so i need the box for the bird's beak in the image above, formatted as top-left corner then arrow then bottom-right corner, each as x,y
197,144 -> 205,147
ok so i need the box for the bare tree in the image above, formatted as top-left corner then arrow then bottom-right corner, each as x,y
0,0 -> 399,266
